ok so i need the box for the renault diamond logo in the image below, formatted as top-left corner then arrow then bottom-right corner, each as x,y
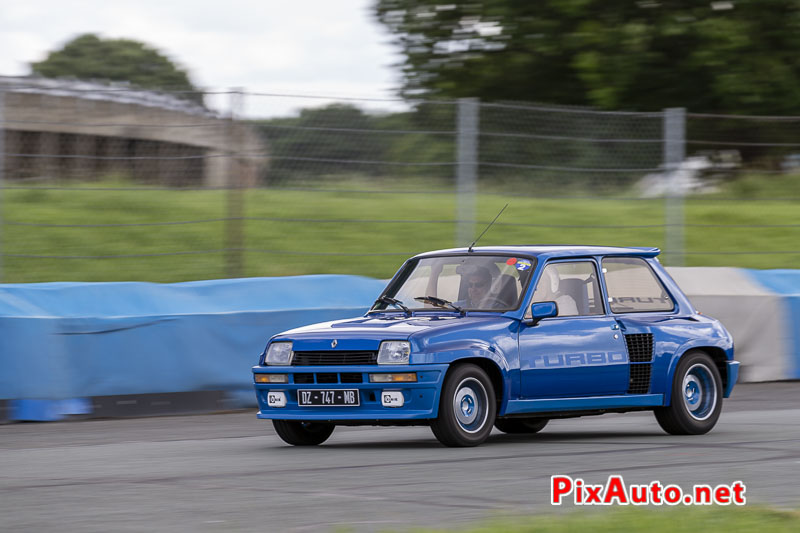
331,339 -> 338,348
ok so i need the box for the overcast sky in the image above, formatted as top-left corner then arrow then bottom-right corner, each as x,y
0,0 -> 405,117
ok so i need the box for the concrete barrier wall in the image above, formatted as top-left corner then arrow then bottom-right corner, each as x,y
742,270 -> 800,379
1,270 -> 797,421
667,268 -> 799,382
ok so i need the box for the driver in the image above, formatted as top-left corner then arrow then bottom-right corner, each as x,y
458,266 -> 497,309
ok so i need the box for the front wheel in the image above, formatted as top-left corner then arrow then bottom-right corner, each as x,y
272,420 -> 335,446
431,364 -> 496,447
655,350 -> 722,435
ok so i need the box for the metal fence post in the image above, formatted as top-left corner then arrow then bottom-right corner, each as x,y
456,98 -> 479,247
663,107 -> 686,266
225,89 -> 244,278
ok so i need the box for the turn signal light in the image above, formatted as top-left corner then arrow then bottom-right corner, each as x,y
369,373 -> 417,383
255,374 -> 288,384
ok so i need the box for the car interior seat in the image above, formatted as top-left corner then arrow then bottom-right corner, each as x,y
496,274 -> 519,307
557,278 -> 588,315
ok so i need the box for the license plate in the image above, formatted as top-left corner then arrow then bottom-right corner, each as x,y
297,389 -> 360,407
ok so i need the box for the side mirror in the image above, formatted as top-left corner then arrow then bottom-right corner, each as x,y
528,301 -> 558,325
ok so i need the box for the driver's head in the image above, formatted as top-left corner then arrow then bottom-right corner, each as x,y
465,266 -> 492,305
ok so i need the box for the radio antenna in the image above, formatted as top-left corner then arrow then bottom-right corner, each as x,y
468,203 -> 508,253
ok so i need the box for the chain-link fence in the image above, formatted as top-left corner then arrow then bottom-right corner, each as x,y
1,77 -> 798,283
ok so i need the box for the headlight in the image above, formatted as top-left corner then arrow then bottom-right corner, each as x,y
264,342 -> 293,366
377,341 -> 411,365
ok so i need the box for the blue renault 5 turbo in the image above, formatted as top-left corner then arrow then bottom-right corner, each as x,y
253,246 -> 738,447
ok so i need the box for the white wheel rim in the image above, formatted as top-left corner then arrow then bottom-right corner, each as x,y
681,363 -> 718,421
452,377 -> 489,434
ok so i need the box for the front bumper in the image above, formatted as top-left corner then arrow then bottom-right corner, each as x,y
724,360 -> 740,398
252,364 -> 448,421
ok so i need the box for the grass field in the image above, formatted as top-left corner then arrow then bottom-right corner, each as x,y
419,506 -> 800,533
1,175 -> 798,283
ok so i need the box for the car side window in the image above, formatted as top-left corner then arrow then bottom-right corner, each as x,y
531,262 -> 603,317
602,257 -> 675,313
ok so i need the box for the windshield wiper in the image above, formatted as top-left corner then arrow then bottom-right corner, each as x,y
372,295 -> 411,317
414,295 -> 464,315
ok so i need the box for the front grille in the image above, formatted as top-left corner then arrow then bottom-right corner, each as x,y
291,372 -> 364,384
340,373 -> 363,384
628,363 -> 652,394
292,350 -> 378,366
625,334 -> 654,363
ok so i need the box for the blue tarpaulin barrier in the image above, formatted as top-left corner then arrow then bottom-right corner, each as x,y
2,270 -> 798,421
0,276 -> 386,419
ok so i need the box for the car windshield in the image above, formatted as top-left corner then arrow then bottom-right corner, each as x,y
374,255 -> 535,312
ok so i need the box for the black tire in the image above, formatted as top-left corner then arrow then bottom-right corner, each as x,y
431,364 -> 496,447
494,417 -> 549,434
272,420 -> 335,446
655,350 -> 723,435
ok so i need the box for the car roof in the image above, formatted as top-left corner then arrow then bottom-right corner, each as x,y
413,245 -> 660,261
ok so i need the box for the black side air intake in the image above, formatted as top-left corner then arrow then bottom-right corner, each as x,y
625,333 -> 654,394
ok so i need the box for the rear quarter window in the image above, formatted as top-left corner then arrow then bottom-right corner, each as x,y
602,257 -> 675,313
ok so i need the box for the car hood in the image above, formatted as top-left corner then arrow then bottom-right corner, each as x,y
274,313 -> 511,352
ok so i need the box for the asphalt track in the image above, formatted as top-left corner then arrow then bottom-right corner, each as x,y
1,382 -> 798,532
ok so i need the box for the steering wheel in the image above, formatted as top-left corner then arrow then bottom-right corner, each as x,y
478,296 -> 509,310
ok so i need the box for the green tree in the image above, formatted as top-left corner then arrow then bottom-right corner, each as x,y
30,33 -> 202,104
375,0 -> 800,115
256,104 -> 388,183
255,103 -> 456,184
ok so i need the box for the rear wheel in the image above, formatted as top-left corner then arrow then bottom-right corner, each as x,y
494,417 -> 549,434
272,420 -> 335,446
431,364 -> 496,447
655,350 -> 722,435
